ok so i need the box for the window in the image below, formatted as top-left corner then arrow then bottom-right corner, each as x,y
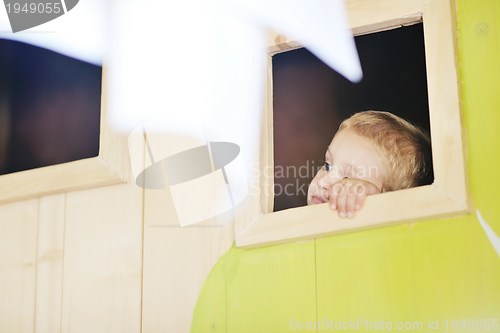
235,0 -> 471,249
272,23 -> 433,212
0,39 -> 101,175
0,40 -> 129,204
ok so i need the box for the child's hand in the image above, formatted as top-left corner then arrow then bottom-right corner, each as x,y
327,178 -> 381,219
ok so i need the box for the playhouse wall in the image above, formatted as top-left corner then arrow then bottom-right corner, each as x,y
0,0 -> 498,333
190,0 -> 500,331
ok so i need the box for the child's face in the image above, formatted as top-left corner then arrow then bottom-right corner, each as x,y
307,128 -> 388,205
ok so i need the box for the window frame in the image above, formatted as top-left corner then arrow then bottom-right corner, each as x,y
235,0 -> 472,249
0,71 -> 130,204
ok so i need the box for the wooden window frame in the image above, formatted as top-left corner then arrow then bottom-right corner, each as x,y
235,0 -> 472,249
0,72 -> 130,204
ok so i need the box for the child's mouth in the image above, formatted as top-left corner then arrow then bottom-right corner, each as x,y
312,195 -> 326,204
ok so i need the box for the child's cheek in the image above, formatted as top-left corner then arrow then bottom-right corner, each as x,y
307,179 -> 321,197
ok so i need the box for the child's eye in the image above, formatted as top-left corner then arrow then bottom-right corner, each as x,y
323,161 -> 332,172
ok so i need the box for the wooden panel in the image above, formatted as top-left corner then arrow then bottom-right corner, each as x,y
261,54 -> 274,215
423,0 -> 469,207
234,54 -> 273,240
236,185 -> 467,249
345,0 -> 425,33
98,68 -> 131,184
0,158 -> 123,205
142,186 -> 232,333
266,0 -> 426,48
61,184 -> 143,333
0,199 -> 38,333
35,194 -> 65,333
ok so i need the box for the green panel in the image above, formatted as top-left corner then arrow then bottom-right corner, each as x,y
411,216 -> 500,322
458,0 -> 500,230
316,215 -> 500,331
190,248 -> 227,333
315,225 -> 415,331
191,241 -> 317,333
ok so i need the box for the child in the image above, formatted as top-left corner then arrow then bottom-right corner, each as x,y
307,111 -> 432,218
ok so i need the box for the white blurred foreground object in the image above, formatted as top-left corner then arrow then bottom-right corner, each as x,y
0,0 -> 362,226
107,0 -> 362,133
477,210 -> 500,258
128,120 -> 248,227
112,0 -> 362,226
0,0 -> 105,65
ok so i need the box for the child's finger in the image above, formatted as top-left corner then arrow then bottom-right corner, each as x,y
329,183 -> 342,210
336,186 -> 348,218
354,183 -> 368,211
345,186 -> 357,219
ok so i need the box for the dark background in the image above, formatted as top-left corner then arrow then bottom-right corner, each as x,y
0,39 -> 101,176
272,23 -> 433,212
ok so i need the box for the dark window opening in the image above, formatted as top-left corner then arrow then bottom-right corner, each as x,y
0,39 -> 101,176
272,23 -> 434,212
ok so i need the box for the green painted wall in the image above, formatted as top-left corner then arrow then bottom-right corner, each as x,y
191,0 -> 500,331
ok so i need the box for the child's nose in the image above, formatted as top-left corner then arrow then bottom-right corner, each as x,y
318,170 -> 343,199
318,174 -> 332,199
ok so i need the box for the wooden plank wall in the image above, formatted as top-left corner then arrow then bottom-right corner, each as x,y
0,150 -> 233,333
142,180 -> 235,332
0,199 -> 38,333
0,184 -> 144,333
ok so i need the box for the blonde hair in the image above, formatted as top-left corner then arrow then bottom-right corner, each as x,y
338,111 -> 432,192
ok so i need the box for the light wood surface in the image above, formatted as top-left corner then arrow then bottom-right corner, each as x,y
0,158 -> 125,205
35,194 -> 65,333
61,184 -> 143,333
234,54 -> 274,241
142,182 -> 234,333
237,185 -> 468,249
0,199 -> 38,333
345,0 -> 426,33
238,0 -> 471,249
97,69 -> 131,184
266,0 -> 427,49
423,0 -> 470,207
